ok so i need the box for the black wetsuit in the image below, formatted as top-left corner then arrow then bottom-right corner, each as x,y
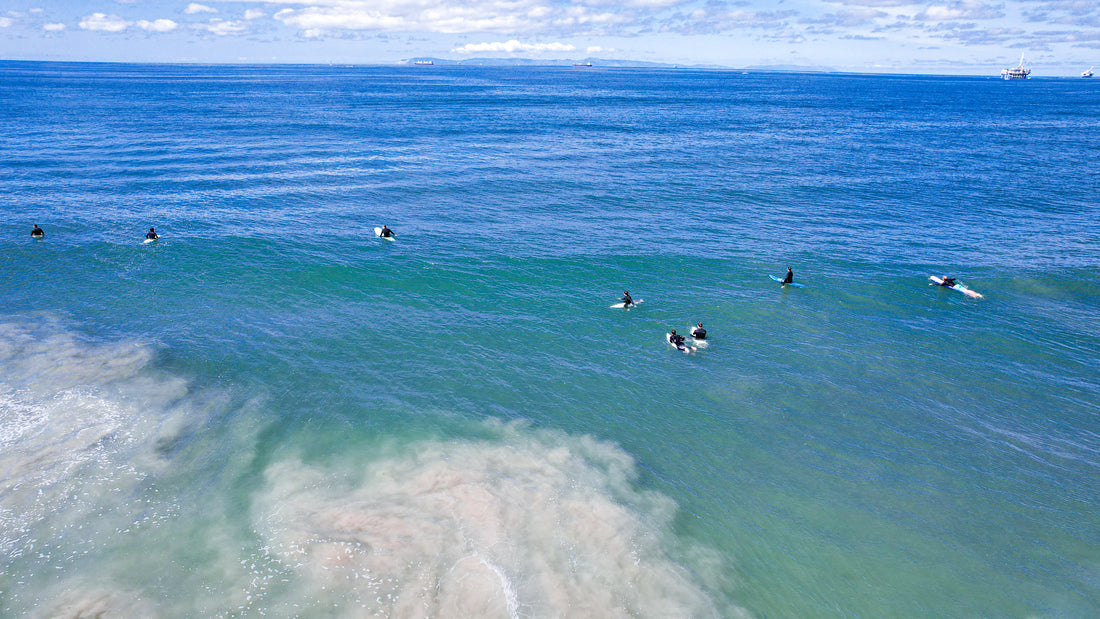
146,230 -> 158,240
691,327 -> 706,339
380,227 -> 393,238
782,269 -> 793,284
621,294 -> 633,307
31,227 -> 44,238
941,278 -> 956,287
670,333 -> 686,348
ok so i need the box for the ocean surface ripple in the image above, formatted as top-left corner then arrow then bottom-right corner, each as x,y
1,62 -> 1098,617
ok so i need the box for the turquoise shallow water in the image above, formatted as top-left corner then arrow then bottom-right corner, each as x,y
2,62 -> 1099,617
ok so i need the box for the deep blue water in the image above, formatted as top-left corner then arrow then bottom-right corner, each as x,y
2,62 -> 1099,617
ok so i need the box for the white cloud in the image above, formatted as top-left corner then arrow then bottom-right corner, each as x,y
0,17 -> 11,28
835,0 -> 915,6
202,19 -> 249,35
915,1 -> 1002,21
184,3 -> 219,15
273,7 -> 436,32
43,23 -> 66,32
919,6 -> 968,20
138,19 -> 178,32
244,9 -> 267,20
587,45 -> 613,53
452,40 -> 577,54
79,13 -> 131,32
587,0 -> 683,8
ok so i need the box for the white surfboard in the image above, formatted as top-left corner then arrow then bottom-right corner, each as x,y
929,276 -> 982,299
374,227 -> 395,241
610,299 -> 642,309
142,238 -> 158,244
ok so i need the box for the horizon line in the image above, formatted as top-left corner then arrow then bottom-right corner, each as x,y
1,57 -> 1084,78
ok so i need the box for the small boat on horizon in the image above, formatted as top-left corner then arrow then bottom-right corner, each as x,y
1083,67 -> 1094,78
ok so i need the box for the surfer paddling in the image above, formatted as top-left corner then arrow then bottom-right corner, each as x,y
669,329 -> 687,350
668,329 -> 696,353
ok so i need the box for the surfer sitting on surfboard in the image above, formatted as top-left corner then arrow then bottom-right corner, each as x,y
691,322 -> 706,339
146,227 -> 159,240
379,225 -> 394,238
621,291 -> 633,307
31,224 -> 44,238
782,267 -> 793,284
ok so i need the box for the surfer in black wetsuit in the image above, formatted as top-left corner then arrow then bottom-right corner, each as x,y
669,329 -> 687,350
380,225 -> 394,238
691,322 -> 706,340
146,227 -> 159,240
782,266 -> 793,284
31,224 -> 44,238
621,291 -> 633,307
940,276 -> 957,287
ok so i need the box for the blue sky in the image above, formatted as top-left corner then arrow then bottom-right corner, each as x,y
1,0 -> 1097,74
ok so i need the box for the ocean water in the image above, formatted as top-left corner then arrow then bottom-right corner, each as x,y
1,62 -> 1099,617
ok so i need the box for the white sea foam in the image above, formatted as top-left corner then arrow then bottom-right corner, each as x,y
2,321 -> 137,552
0,318 -> 196,615
253,423 -> 731,618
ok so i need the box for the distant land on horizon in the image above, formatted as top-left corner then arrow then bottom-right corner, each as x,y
0,57 -> 838,72
395,57 -> 1096,77
398,57 -> 838,72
